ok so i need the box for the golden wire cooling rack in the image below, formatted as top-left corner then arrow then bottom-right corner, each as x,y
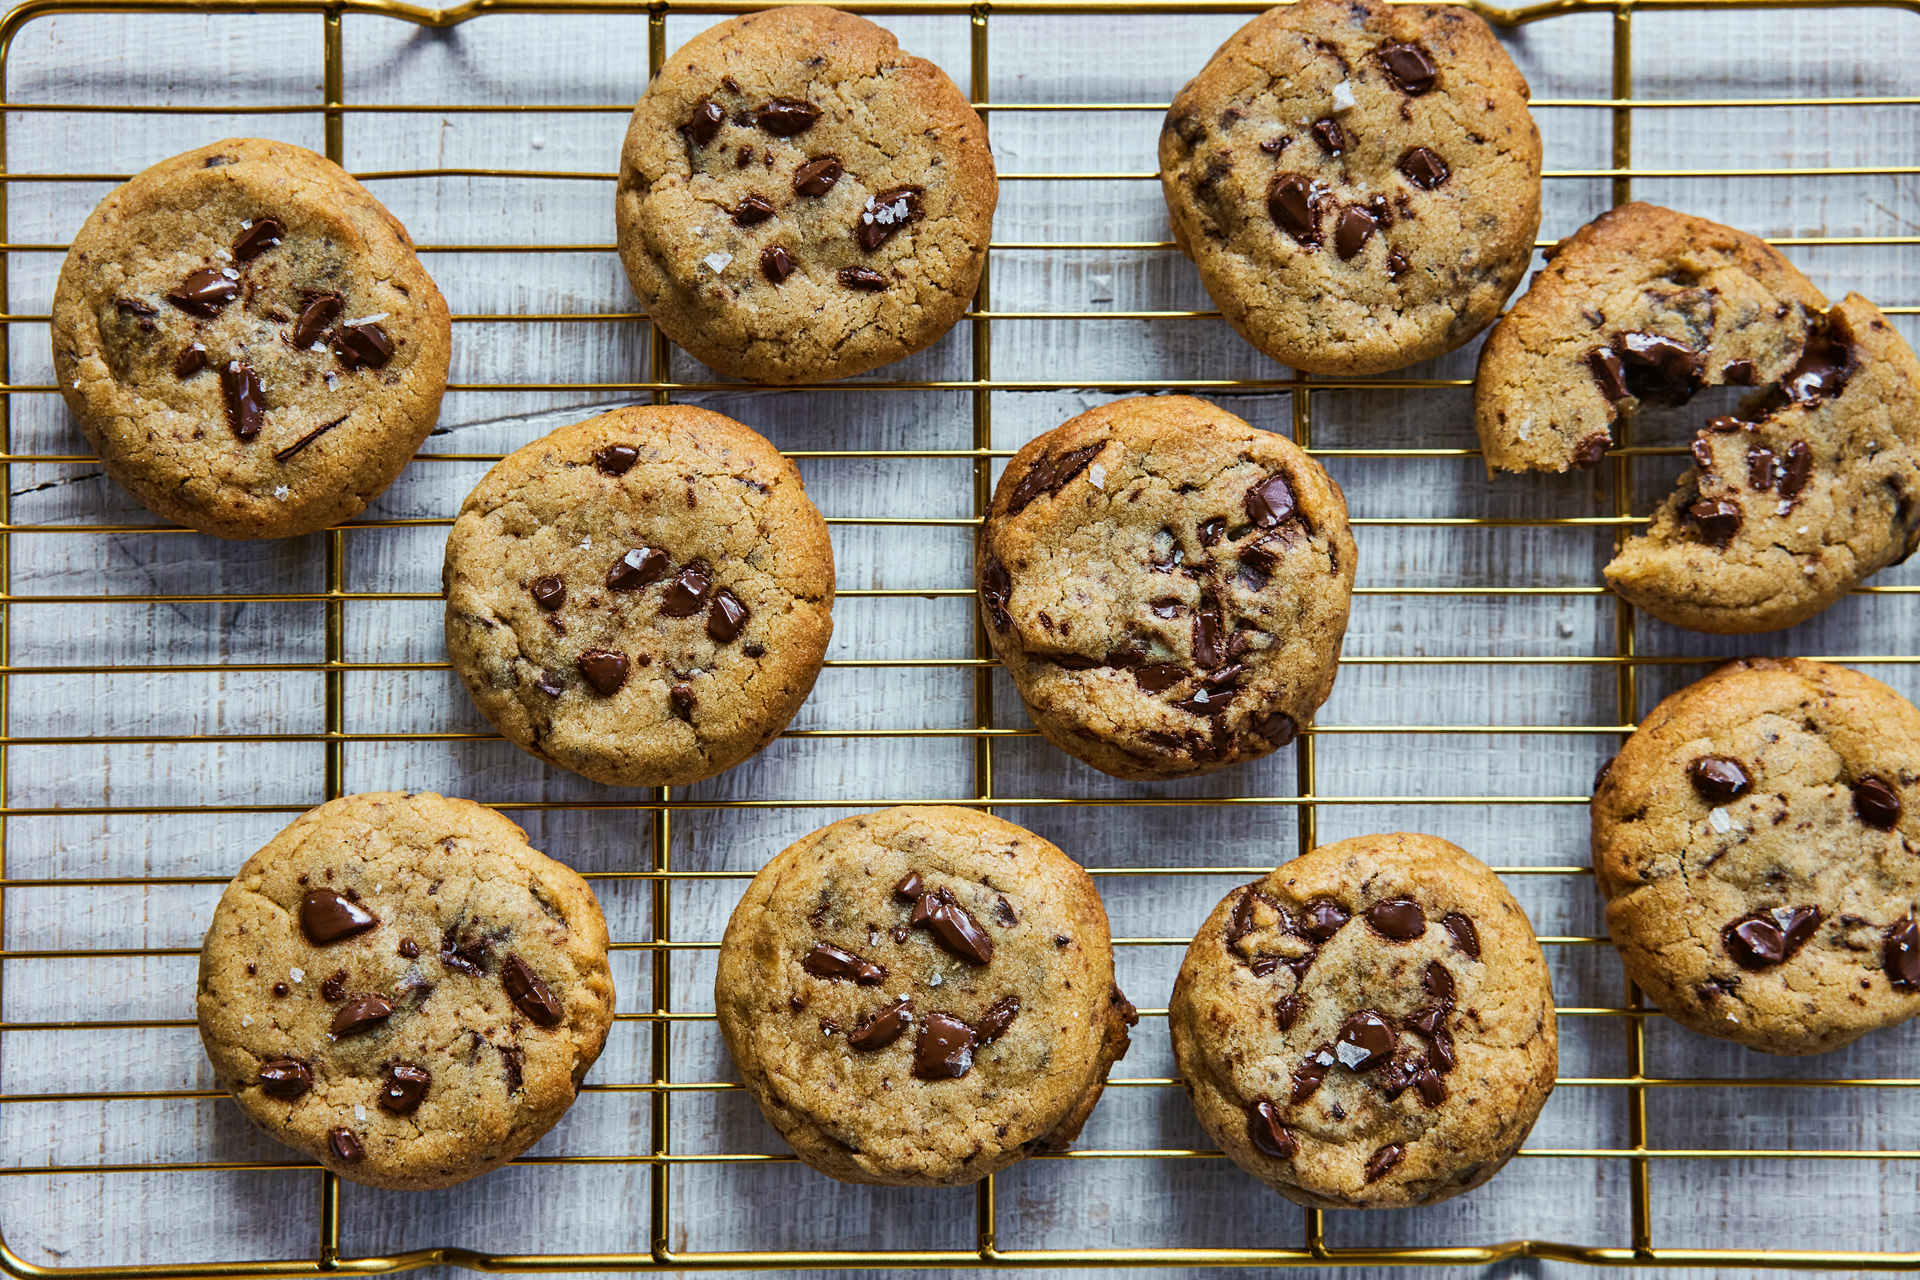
1,0 -> 1918,1271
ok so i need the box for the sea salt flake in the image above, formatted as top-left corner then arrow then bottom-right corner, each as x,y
241,219 -> 253,229
1797,526 -> 1810,535
229,361 -> 242,373
214,248 -> 233,262
703,252 -> 733,273
929,972 -> 944,986
310,342 -> 327,354
324,371 -> 338,390
290,967 -> 305,983
1777,500 -> 1793,515
1314,1050 -> 1336,1067
1803,564 -> 1818,575
354,1104 -> 367,1122
1771,906 -> 1796,929
1331,79 -> 1356,110
1335,1040 -> 1372,1069
1087,463 -> 1106,489
240,1015 -> 253,1027
344,313 -> 389,327
1708,807 -> 1733,834
221,267 -> 240,280
273,485 -> 290,500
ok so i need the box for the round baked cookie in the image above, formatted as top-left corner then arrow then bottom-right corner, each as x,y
1475,203 -> 1830,474
195,792 -> 615,1190
715,806 -> 1137,1186
1169,833 -> 1557,1209
443,406 -> 834,788
1593,658 -> 1920,1056
51,137 -> 451,540
1159,0 -> 1541,376
615,7 -> 996,384
976,396 -> 1355,780
1604,292 -> 1920,635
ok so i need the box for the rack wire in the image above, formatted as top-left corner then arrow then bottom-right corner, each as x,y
0,0 -> 1917,1271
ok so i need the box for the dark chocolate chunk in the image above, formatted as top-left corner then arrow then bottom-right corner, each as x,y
1747,445 -> 1778,491
894,871 -> 924,902
1364,1143 -> 1404,1183
220,361 -> 267,442
792,156 -> 842,197
743,643 -> 767,658
174,345 -> 209,379
531,576 -> 566,610
165,268 -> 238,317
380,1063 -> 431,1115
1589,347 -> 1630,402
1423,961 -> 1456,1007
1855,776 -> 1902,830
534,672 -> 566,698
1247,1100 -> 1297,1159
232,218 -> 285,262
685,100 -> 725,145
1274,994 -> 1302,1030
707,587 -> 750,642
258,1059 -> 312,1099
1334,205 -> 1377,261
1385,249 -> 1409,280
1310,117 -> 1346,155
1301,898 -> 1349,941
1690,438 -> 1716,472
1723,357 -> 1759,385
1688,756 -> 1751,803
1007,443 -> 1104,514
855,187 -> 924,252
1335,1010 -> 1396,1072
912,1012 -> 977,1080
1441,912 -> 1480,960
503,953 -> 564,1026
669,684 -> 695,721
606,546 -> 670,591
660,559 -> 713,616
731,194 -> 776,226
980,557 -> 1014,631
1783,328 -> 1853,405
756,98 -> 821,135
1398,147 -> 1449,190
329,994 -> 393,1038
1378,43 -> 1437,94
1366,898 -> 1426,940
761,245 -> 797,284
1723,906 -> 1822,970
327,1128 -> 365,1163
1414,1068 -> 1448,1108
595,444 -> 639,475
333,322 -> 394,371
500,1045 -> 524,1093
1886,913 -> 1920,989
1688,498 -> 1742,547
849,999 -> 913,1050
1193,599 -> 1226,669
1246,472 -> 1296,528
1135,664 -> 1186,693
802,942 -> 887,985
1253,711 -> 1298,746
300,889 -> 377,945
911,887 -> 995,966
273,983 -> 289,997
291,294 -> 342,348
575,649 -> 629,695
1268,174 -> 1319,245
440,923 -> 492,977
115,296 -> 157,319
321,969 -> 348,1002
1617,332 -> 1702,405
1290,1050 -> 1332,1103
399,937 -> 420,959
1151,598 -> 1184,619
1708,415 -> 1748,434
838,266 -> 888,291
976,995 -> 1021,1044
1428,1028 -> 1456,1074
1780,441 -> 1813,498
1198,516 -> 1226,547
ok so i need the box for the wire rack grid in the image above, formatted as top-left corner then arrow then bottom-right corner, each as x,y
0,0 -> 1917,1272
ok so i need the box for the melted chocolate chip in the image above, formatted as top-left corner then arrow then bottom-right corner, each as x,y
258,1059 -> 312,1099
838,266 -> 888,291
399,938 -> 420,959
894,871 -> 924,902
595,444 -> 638,475
1423,961 -> 1456,1007
743,643 -> 767,658
1783,327 -> 1853,404
1723,906 -> 1822,970
669,684 -> 695,721
115,296 -> 157,320
333,322 -> 394,371
685,100 -> 725,145
531,576 -> 566,610
1253,711 -> 1299,746
802,942 -> 887,985
219,361 -> 267,442
1441,912 -> 1480,960
300,889 -> 378,945
1709,416 -> 1749,433
792,156 -> 842,197
660,560 -> 713,616
980,558 -> 1014,631
1428,1028 -> 1456,1074
761,245 -> 796,284
1364,1143 -> 1404,1183
500,1045 -> 525,1093
1572,432 -> 1614,469
1198,516 -> 1226,547
855,186 -> 924,252
1747,445 -> 1778,491
440,924 -> 492,977
1413,1068 -> 1448,1108
503,954 -> 564,1026
1268,174 -> 1320,245
976,995 -> 1021,1044
1855,776 -> 1902,829
849,999 -> 913,1050
1617,333 -> 1703,405
731,194 -> 776,226
1385,249 -> 1410,279
756,99 -> 821,135
1334,205 -> 1377,261
1246,473 -> 1296,527
273,983 -> 289,997
606,546 -> 670,591
165,268 -> 238,317
232,218 -> 285,262
1366,898 -> 1426,940
1398,147 -> 1449,190
575,649 -> 629,695
1247,1100 -> 1297,1159
912,1012 -> 977,1080
707,588 -> 750,642
1193,600 -> 1226,669
1274,994 -> 1302,1030
1335,1010 -> 1396,1072
1886,913 -> 1920,989
1131,664 -> 1183,693
1589,347 -> 1630,402
1008,443 -> 1104,515
534,673 -> 565,698
174,345 -> 209,379
380,1063 -> 430,1115
321,969 -> 348,1002
1310,118 -> 1346,155
1291,1050 -> 1331,1103
327,1128 -> 365,1163
291,294 -> 342,348
1689,498 -> 1742,547
1378,43 -> 1437,94
329,994 -> 393,1038
1780,441 -> 1813,498
1688,756 -> 1751,803
1301,899 -> 1350,941
1723,357 -> 1759,385
910,887 -> 995,966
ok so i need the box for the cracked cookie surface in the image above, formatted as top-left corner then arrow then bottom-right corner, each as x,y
1593,658 -> 1920,1056
1603,292 -> 1920,635
715,806 -> 1136,1186
51,138 -> 451,540
615,6 -> 996,384
1169,832 -> 1557,1209
1158,0 -> 1540,376
976,395 -> 1355,780
1475,203 -> 1830,475
195,792 -> 614,1190
443,405 -> 834,788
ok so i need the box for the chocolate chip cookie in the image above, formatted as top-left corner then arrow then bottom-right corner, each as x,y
1159,0 -> 1541,376
195,792 -> 615,1190
715,806 -> 1136,1186
444,406 -> 834,788
1169,832 -> 1557,1209
1477,203 -> 1833,475
51,138 -> 451,540
1593,658 -> 1920,1055
1603,291 -> 1920,634
615,6 -> 996,384
977,396 -> 1355,780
